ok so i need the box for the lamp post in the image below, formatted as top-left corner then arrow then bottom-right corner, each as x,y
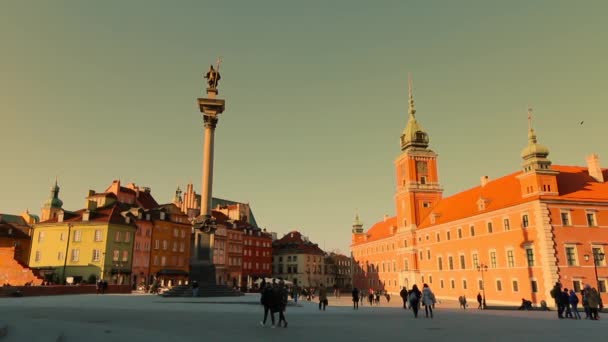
584,251 -> 605,291
477,263 -> 488,309
62,223 -> 73,285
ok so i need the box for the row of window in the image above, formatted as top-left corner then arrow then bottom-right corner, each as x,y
37,230 -> 132,244
243,249 -> 270,257
243,262 -> 271,270
152,255 -> 185,267
33,249 -> 129,263
243,239 -> 271,247
559,210 -> 598,227
153,239 -> 186,252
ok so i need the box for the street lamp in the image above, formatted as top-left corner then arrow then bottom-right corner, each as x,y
584,251 -> 605,291
477,263 -> 488,309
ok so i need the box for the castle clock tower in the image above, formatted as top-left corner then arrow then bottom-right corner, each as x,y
394,76 -> 443,231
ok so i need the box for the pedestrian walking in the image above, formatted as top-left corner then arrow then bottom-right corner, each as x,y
277,280 -> 288,327
352,287 -> 360,310
408,284 -> 421,318
477,293 -> 482,309
260,284 -> 275,327
400,287 -> 408,309
569,289 -> 581,319
421,284 -> 436,318
319,284 -> 328,311
586,285 -> 601,320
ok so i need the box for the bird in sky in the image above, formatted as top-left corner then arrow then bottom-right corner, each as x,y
580,121 -> 584,125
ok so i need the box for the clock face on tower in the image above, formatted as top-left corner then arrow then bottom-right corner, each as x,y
416,161 -> 428,175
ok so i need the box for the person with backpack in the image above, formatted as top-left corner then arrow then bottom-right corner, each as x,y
550,282 -> 564,318
408,284 -> 422,318
569,289 -> 581,319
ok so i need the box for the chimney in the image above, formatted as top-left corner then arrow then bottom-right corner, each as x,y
587,154 -> 604,183
383,214 -> 389,222
481,176 -> 490,187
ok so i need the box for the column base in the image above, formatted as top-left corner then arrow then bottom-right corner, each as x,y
189,262 -> 217,286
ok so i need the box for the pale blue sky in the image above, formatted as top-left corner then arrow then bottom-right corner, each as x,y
1,0 -> 607,253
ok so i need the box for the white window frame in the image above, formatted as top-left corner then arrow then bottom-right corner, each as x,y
73,230 -> 82,242
586,210 -> 598,227
506,248 -> 515,268
94,230 -> 103,242
71,249 -> 80,262
503,217 -> 510,231
92,249 -> 101,262
560,210 -> 572,227
35,250 -> 41,262
564,244 -> 579,266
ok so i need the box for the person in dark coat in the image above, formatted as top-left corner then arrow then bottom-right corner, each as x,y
352,287 -> 360,310
276,280 -> 288,327
408,284 -> 422,318
400,287 -> 408,309
260,284 -> 275,327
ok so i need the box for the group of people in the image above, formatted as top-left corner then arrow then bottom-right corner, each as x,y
95,279 -> 108,294
260,280 -> 289,328
350,284 -> 436,318
350,288 -> 391,309
551,282 -> 602,320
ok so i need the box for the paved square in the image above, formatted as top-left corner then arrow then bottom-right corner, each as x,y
0,294 -> 605,341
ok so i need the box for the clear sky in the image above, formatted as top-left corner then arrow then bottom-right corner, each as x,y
1,0 -> 607,253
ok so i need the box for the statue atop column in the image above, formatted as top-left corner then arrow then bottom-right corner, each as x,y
204,57 -> 222,89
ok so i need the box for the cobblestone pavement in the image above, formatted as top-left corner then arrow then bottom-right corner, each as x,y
0,293 -> 605,342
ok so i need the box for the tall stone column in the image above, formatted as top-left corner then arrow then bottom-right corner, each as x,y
190,65 -> 226,285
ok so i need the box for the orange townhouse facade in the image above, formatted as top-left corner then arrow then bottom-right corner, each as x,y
351,80 -> 608,307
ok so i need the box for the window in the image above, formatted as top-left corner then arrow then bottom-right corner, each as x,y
586,212 -> 597,227
463,279 -> 467,289
94,230 -> 103,242
458,228 -> 462,239
436,233 -> 440,242
172,242 -> 177,252
122,251 -> 128,262
124,232 -> 131,243
470,225 -> 475,236
592,247 -> 606,266
419,251 -> 423,260
531,280 -> 538,293
173,229 -> 179,237
561,212 -> 571,226
507,250 -> 515,267
404,259 -> 409,271
503,218 -> 510,231
490,251 -> 497,268
525,248 -> 535,267
487,222 -> 493,233
163,240 -> 168,250
71,249 -> 80,262
450,279 -> 455,289
113,250 -> 119,261
472,253 -> 479,268
522,214 -> 529,228
153,256 -> 159,265
446,231 -> 451,240
181,230 -> 186,238
448,256 -> 454,270
599,280 -> 607,293
512,280 -> 519,292
57,251 -> 64,261
154,240 -> 160,249
460,255 -> 466,269
565,246 -> 578,266
73,230 -> 82,242
180,242 -> 185,252
35,251 -> 41,262
572,280 -> 582,292
438,257 -> 443,270
38,231 -> 45,242
496,280 -> 502,291
60,232 -> 65,241
115,231 -> 121,242
478,279 -> 483,290
427,250 -> 431,259
161,256 -> 166,266
440,279 -> 444,288
92,249 -> 101,262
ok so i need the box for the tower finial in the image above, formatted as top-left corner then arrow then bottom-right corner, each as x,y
408,73 -> 416,116
527,105 -> 533,131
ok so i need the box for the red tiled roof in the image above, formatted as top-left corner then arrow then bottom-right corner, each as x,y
137,191 -> 158,210
356,165 -> 608,244
38,202 -> 136,226
273,231 -> 325,255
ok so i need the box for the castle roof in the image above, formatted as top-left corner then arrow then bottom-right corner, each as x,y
273,230 -> 325,255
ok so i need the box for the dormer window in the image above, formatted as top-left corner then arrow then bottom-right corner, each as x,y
160,212 -> 166,220
420,176 -> 427,185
